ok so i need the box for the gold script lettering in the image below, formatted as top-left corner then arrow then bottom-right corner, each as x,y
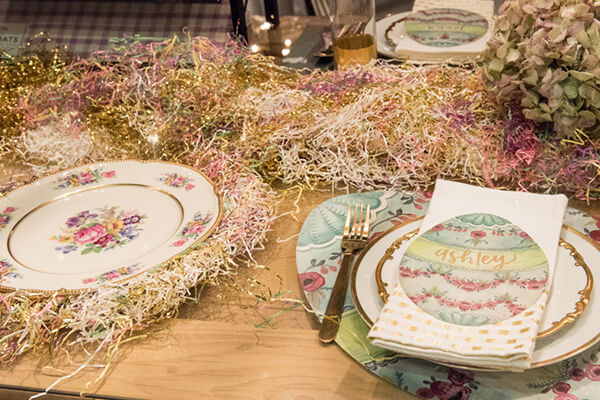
432,248 -> 517,270
434,248 -> 449,261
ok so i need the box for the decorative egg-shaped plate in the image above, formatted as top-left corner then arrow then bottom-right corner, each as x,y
402,8 -> 489,47
397,213 -> 548,326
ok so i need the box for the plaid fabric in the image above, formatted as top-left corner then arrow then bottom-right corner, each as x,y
0,0 -> 233,54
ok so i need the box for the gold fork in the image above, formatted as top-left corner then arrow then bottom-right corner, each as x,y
319,203 -> 370,344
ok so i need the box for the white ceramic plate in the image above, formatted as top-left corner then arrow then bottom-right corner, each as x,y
352,218 -> 598,369
0,160 -> 221,292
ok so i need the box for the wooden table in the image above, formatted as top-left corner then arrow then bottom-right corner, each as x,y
0,189 -> 419,400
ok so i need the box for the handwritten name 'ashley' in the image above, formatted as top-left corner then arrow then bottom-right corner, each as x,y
433,248 -> 517,271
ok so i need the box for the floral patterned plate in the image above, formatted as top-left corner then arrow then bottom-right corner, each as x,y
352,218 -> 597,369
0,160 -> 221,292
369,11 -> 492,64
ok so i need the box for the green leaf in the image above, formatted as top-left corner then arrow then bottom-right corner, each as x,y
497,43 -> 508,59
578,111 -> 596,127
94,247 -> 102,253
574,3 -> 591,17
577,30 -> 591,48
488,58 -> 505,73
522,69 -> 538,86
523,108 -> 553,122
550,84 -> 563,98
570,70 -> 595,82
521,90 -> 539,108
81,247 -> 93,255
548,26 -> 567,43
564,80 -> 580,99
506,48 -> 520,63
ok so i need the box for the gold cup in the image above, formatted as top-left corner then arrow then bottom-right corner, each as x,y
333,33 -> 377,67
332,0 -> 376,68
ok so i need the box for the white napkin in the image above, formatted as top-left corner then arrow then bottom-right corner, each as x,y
392,0 -> 494,62
368,180 -> 568,371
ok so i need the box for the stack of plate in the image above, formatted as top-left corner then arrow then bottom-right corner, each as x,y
351,217 -> 598,370
370,8 -> 493,64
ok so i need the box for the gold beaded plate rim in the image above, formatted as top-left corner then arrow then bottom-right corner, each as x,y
0,159 -> 223,295
351,217 -> 598,371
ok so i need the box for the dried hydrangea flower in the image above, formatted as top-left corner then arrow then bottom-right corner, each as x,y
482,0 -> 600,138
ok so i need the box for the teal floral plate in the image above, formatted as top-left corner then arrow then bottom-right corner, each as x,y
296,191 -> 600,400
0,160 -> 221,292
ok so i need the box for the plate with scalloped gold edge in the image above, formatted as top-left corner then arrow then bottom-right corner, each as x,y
351,217 -> 596,370
0,160 -> 222,293
369,11 -> 492,63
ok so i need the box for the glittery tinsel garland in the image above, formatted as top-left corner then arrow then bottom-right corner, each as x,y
3,36 -> 599,200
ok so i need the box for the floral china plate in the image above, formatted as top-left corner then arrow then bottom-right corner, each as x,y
351,218 -> 597,369
0,160 -> 221,292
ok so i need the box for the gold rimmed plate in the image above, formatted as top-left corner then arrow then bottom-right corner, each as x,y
368,10 -> 492,64
0,160 -> 222,293
351,217 -> 597,369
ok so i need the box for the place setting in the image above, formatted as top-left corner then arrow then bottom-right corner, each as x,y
296,181 -> 600,398
371,0 -> 494,63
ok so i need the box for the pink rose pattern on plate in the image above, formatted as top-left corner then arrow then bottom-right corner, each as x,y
172,211 -> 212,247
398,265 -> 548,292
50,206 -> 146,255
0,206 -> 16,230
82,263 -> 141,285
54,168 -> 116,190
0,259 -> 22,282
398,213 -> 548,325
158,172 -> 195,191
